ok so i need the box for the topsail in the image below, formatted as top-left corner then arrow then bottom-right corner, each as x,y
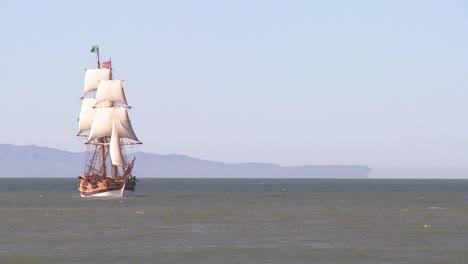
83,68 -> 111,96
94,80 -> 128,107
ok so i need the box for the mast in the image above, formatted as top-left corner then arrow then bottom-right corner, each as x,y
109,58 -> 112,79
96,45 -> 101,70
93,45 -> 107,178
107,58 -> 119,178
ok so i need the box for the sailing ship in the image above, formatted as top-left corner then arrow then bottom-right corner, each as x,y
77,45 -> 142,197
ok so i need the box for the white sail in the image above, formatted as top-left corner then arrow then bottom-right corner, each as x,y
83,68 -> 111,95
114,107 -> 140,142
87,107 -> 140,143
87,107 -> 114,142
94,80 -> 128,107
110,122 -> 125,167
77,97 -> 96,135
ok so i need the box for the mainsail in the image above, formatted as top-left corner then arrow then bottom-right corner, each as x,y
87,107 -> 140,143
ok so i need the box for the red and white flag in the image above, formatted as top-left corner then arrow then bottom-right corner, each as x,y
102,60 -> 111,69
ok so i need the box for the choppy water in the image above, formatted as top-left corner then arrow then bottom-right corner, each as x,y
1,178 -> 468,264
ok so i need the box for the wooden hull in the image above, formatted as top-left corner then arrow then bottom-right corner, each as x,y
78,175 -> 137,197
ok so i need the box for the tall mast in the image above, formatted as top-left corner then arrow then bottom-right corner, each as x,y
94,45 -> 106,177
109,58 -> 112,79
108,58 -> 119,177
96,45 -> 101,69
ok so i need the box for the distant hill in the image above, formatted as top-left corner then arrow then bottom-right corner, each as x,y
0,144 -> 370,178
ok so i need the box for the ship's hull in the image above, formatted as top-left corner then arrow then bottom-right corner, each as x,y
80,189 -> 136,197
78,175 -> 137,198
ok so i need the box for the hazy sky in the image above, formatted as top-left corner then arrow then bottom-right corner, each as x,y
2,0 -> 468,177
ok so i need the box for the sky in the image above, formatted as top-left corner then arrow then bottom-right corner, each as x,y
2,0 -> 468,178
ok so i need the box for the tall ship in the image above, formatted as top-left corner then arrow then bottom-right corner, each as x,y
77,45 -> 142,197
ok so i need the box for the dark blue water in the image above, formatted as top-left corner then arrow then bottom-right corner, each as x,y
1,178 -> 467,263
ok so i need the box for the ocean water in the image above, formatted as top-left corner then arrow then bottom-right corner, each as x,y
1,178 -> 468,264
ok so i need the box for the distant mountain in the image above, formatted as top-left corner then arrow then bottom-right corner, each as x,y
0,144 -> 370,178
